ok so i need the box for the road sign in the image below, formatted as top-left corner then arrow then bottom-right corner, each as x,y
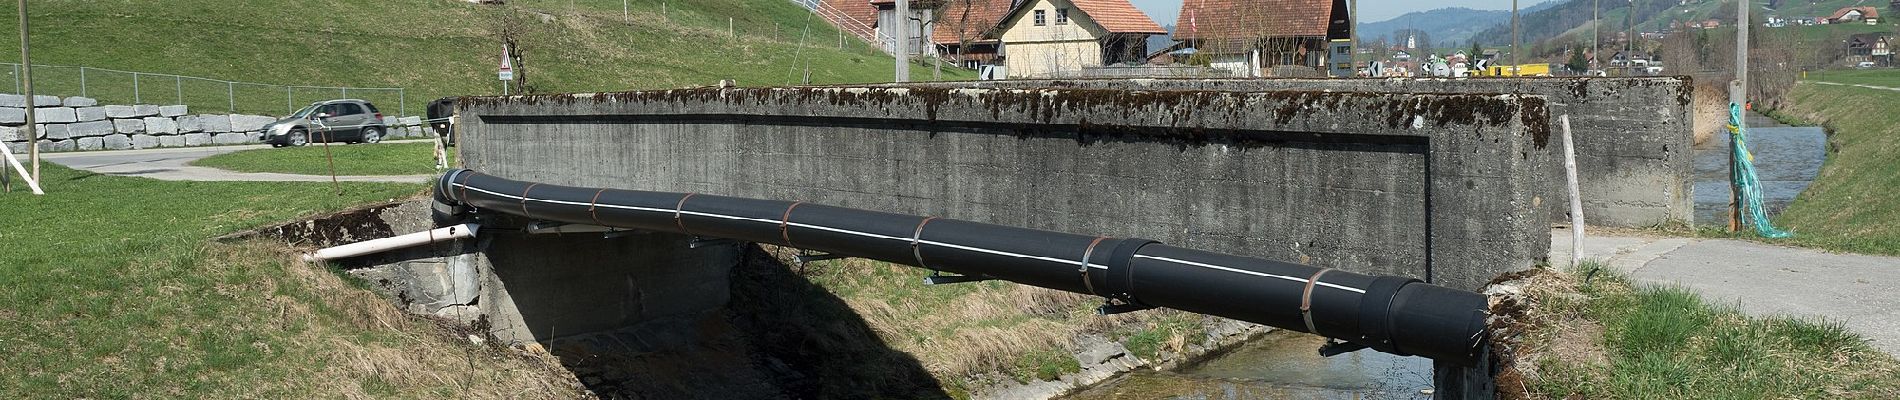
499,46 -> 514,81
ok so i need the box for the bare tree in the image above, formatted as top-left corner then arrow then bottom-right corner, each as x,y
492,6 -> 538,93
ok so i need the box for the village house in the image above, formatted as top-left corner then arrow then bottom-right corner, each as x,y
1173,0 -> 1352,77
1847,33 -> 1894,66
990,0 -> 1166,78
928,0 -> 1015,69
1829,6 -> 1880,25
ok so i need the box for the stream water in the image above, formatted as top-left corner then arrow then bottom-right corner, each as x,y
1062,330 -> 1434,400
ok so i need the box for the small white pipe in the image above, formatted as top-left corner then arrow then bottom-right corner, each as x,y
303,223 -> 479,262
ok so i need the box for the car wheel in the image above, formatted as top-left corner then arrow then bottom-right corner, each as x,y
289,129 -> 309,147
361,127 -> 383,144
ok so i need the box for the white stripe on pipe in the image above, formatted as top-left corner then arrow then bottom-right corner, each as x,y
452,182 -> 1378,289
1136,255 -> 1367,294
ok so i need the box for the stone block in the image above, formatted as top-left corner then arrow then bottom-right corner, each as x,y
0,94 -> 24,108
63,96 -> 97,107
102,134 -> 131,150
158,135 -> 185,148
130,134 -> 159,149
0,107 -> 23,125
159,105 -> 188,117
32,95 -> 59,107
76,136 -> 103,150
34,107 -> 77,123
131,104 -> 160,117
103,105 -> 138,118
197,114 -> 232,133
0,125 -> 17,141
3,141 -> 21,154
212,132 -> 255,145
67,120 -> 115,138
229,114 -> 275,132
45,139 -> 74,152
142,117 -> 177,135
175,115 -> 202,133
112,118 -> 144,134
75,106 -> 107,122
40,123 -> 69,140
183,133 -> 211,146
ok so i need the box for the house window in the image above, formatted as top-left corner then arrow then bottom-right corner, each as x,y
1034,10 -> 1046,26
1056,8 -> 1069,25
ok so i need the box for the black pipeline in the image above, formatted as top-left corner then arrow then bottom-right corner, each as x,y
434,169 -> 1491,366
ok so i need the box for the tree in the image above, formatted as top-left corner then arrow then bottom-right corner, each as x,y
491,6 -> 538,94
1566,44 -> 1590,72
1469,40 -> 1481,58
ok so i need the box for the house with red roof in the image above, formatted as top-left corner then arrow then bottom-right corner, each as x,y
990,0 -> 1167,78
1829,6 -> 1880,25
1174,0 -> 1352,77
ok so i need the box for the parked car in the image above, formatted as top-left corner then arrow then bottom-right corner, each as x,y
261,99 -> 389,147
1857,61 -> 1878,69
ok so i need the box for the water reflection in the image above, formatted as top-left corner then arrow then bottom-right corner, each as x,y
1063,330 -> 1432,400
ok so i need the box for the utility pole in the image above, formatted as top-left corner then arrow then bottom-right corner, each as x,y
1351,0 -> 1359,72
18,0 -> 35,183
894,0 -> 910,82
1511,0 -> 1520,75
1729,0 -> 1750,231
1625,0 -> 1634,76
1593,0 -> 1600,70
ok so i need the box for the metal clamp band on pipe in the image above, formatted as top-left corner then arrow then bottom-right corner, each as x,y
1103,238 -> 1159,306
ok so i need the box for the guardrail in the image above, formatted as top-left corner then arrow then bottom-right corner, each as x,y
1,63 -> 406,117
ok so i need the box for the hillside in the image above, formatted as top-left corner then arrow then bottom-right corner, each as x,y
1471,0 -> 1892,48
0,0 -> 971,117
1360,7 -> 1511,48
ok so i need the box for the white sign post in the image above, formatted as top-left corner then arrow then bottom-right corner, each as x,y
499,46 -> 514,95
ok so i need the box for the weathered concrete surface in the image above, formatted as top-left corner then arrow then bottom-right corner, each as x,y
456,86 -> 1552,291
903,77 -> 1696,228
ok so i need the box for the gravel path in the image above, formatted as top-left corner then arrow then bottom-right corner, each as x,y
40,144 -> 433,183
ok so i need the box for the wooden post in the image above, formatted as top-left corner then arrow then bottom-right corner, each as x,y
1562,115 -> 1585,267
894,0 -> 910,82
17,0 -> 36,184
1729,0 -> 1749,231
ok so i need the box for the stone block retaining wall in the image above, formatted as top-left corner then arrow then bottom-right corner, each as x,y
0,94 -> 426,153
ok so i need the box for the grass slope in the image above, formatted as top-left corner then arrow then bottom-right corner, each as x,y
0,166 -> 578,397
0,0 -> 972,116
192,141 -> 450,176
1768,73 -> 1900,255
1513,266 -> 1900,398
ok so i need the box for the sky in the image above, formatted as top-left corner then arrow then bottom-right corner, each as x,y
1127,0 -> 1559,27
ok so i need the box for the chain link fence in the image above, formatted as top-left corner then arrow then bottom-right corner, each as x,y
2,63 -> 407,118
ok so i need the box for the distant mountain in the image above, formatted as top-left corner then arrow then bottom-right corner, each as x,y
1359,7 -> 1513,49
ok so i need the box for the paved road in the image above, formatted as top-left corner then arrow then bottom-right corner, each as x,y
41,145 -> 433,183
1551,228 -> 1900,355
1811,80 -> 1900,92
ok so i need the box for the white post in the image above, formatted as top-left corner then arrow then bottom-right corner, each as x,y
1,146 -> 42,195
894,0 -> 910,82
1561,115 -> 1584,268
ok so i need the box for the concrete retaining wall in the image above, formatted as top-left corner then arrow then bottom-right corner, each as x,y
453,86 -> 1551,292
904,78 -> 1696,228
0,94 -> 428,153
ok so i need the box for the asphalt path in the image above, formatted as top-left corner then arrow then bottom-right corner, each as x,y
1552,228 -> 1900,356
39,144 -> 433,183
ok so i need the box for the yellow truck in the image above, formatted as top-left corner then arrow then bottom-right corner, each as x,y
1481,64 -> 1552,77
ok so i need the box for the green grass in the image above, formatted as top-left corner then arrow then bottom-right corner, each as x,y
1807,68 -> 1900,88
0,0 -> 973,117
0,165 -> 577,397
1521,265 -> 1900,398
191,141 -> 450,176
1761,72 -> 1900,255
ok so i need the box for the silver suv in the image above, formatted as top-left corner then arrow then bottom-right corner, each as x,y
262,99 -> 389,147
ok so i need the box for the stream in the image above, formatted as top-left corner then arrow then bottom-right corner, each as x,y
1062,330 -> 1434,400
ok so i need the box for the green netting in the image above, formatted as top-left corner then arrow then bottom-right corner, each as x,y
1726,103 -> 1793,238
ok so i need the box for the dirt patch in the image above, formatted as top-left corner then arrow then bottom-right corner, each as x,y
1690,82 -> 1728,146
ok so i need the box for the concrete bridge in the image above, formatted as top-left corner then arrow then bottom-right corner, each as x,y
292,78 -> 1694,398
